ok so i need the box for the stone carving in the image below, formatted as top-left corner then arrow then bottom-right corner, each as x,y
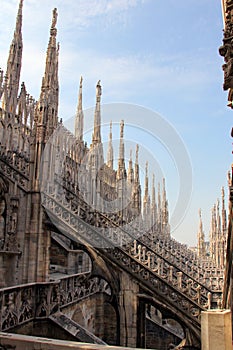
4,197 -> 20,252
0,2 -> 226,346
19,288 -> 33,323
2,292 -> 18,331
220,1 -> 233,92
36,286 -> 49,317
0,272 -> 111,332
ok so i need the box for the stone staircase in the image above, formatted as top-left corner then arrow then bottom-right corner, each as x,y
49,311 -> 106,344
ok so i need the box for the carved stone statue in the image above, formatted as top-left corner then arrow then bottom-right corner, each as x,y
96,80 -> 102,97
51,8 -> 58,29
223,57 -> 233,90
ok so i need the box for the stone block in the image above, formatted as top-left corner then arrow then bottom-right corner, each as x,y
201,309 -> 232,350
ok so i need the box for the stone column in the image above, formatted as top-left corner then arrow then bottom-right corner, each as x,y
201,309 -> 232,350
119,271 -> 139,347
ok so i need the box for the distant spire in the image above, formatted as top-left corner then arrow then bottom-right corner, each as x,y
162,178 -> 166,205
127,149 -> 134,184
151,173 -> 157,229
134,144 -> 139,185
143,161 -> 150,218
161,178 -> 169,237
117,120 -> 126,180
198,209 -> 203,234
144,162 -> 149,199
209,205 -> 215,258
228,169 -> 232,187
211,204 -> 217,239
89,81 -> 103,206
2,0 -> 23,114
197,209 -> 206,258
157,182 -> 161,230
144,162 -> 149,204
107,121 -> 113,169
16,0 -> 23,32
216,198 -> 221,238
17,82 -> 27,123
33,8 -> 59,191
92,80 -> 102,145
221,187 -> 227,234
35,8 -> 59,140
151,174 -> 155,207
75,76 -> 84,142
132,144 -> 141,214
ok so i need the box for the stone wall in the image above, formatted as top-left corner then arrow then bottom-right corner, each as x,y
9,319 -> 78,341
68,294 -> 118,345
145,318 -> 182,349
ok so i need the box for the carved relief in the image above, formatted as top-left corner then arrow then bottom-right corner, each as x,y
4,197 -> 20,252
2,292 -> 18,330
36,286 -> 49,317
19,288 -> 33,323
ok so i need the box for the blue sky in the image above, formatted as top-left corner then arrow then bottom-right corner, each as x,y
0,0 -> 231,246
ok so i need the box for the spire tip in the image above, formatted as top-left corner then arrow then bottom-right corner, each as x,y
51,8 -> 58,29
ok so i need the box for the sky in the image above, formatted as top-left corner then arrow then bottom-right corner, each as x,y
0,0 -> 232,246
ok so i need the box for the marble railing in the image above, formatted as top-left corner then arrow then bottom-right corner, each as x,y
144,238 -> 224,285
41,184 -> 222,325
57,172 -> 224,290
43,179 -> 223,291
0,147 -> 30,191
0,273 -> 111,332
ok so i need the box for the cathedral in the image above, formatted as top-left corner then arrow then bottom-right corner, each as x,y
0,0 -> 172,288
0,1 -> 228,349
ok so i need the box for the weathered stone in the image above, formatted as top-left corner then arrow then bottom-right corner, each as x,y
201,309 -> 232,350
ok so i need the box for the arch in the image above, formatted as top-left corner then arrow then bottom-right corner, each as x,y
137,294 -> 201,349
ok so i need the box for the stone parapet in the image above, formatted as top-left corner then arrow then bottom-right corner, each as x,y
0,332 -> 151,350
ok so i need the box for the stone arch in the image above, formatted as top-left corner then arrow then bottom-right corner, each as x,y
137,295 -> 201,349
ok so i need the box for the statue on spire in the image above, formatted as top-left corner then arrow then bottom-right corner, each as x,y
96,80 -> 102,98
51,8 -> 58,29
135,144 -> 139,164
120,120 -> 124,138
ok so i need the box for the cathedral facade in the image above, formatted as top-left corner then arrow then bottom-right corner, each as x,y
0,1 -> 171,288
0,1 -> 228,348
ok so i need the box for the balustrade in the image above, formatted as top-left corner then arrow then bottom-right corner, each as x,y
0,273 -> 110,332
41,183 -> 223,324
